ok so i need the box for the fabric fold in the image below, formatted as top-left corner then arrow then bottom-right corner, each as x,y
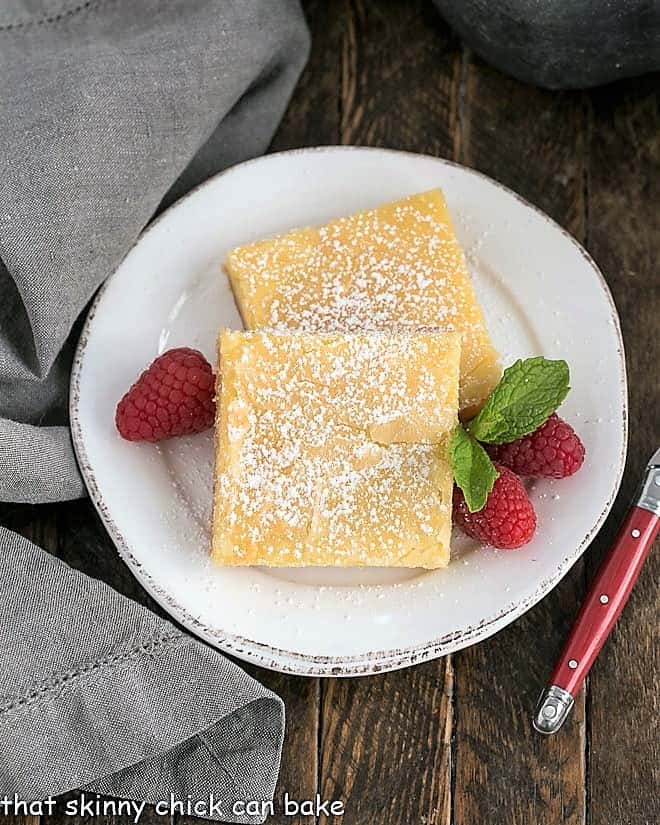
0,0 -> 310,500
0,529 -> 284,823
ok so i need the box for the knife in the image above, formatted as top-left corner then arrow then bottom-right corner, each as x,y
533,447 -> 660,734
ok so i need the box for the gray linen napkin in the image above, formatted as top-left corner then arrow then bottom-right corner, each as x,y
0,0 -> 309,819
0,528 -> 284,822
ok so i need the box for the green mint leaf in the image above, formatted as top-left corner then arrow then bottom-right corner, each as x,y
451,424 -> 499,513
469,357 -> 570,444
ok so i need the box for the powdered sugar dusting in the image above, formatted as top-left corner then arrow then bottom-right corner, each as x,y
212,330 -> 460,568
225,189 -> 501,416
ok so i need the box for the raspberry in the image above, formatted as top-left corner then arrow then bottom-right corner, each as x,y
487,414 -> 585,479
115,347 -> 215,442
453,464 -> 536,549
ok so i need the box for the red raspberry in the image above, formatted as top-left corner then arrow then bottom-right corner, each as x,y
487,414 -> 585,479
453,464 -> 536,549
115,347 -> 215,442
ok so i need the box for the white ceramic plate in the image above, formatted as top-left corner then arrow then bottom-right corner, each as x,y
71,147 -> 627,676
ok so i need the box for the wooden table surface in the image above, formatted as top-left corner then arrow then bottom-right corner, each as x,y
2,2 -> 658,824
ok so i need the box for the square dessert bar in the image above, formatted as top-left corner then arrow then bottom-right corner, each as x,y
212,330 -> 461,568
224,189 -> 500,418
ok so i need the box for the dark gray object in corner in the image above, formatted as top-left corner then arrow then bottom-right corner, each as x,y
433,0 -> 660,88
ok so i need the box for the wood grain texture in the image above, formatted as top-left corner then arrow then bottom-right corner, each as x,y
0,817 -> 41,825
460,56 -> 586,236
0,502 -> 59,555
586,73 -> 660,825
453,54 -> 588,825
339,0 -> 461,153
317,4 -> 460,824
270,0 -> 342,151
320,661 -> 453,825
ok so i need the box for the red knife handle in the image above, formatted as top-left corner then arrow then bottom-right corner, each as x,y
534,504 -> 659,733
551,505 -> 659,695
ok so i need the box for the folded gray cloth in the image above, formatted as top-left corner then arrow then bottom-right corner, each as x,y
0,0 -> 309,503
0,528 -> 284,822
0,0 -> 309,819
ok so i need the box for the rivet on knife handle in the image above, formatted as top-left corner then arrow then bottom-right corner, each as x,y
533,448 -> 660,734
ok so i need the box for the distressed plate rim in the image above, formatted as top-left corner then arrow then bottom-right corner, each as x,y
70,146 -> 628,676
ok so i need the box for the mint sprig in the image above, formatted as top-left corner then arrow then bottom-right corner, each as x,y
450,357 -> 570,512
469,357 -> 569,445
451,424 -> 499,512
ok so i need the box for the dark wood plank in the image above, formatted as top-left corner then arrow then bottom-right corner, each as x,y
0,816 -> 41,825
453,56 -> 588,825
452,580 -> 587,825
318,3 -> 460,823
338,0 -> 462,152
320,661 -> 453,825
586,74 -> 660,825
460,56 -> 586,236
270,0 -> 342,152
0,502 -> 59,554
